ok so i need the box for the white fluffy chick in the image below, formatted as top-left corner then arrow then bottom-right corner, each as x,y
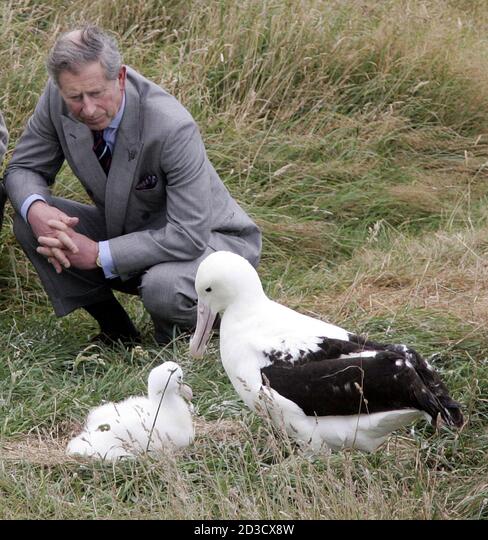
67,361 -> 194,461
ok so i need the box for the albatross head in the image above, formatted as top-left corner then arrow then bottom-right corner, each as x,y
190,251 -> 264,358
148,361 -> 193,403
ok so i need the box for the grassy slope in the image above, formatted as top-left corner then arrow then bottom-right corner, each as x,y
0,0 -> 487,519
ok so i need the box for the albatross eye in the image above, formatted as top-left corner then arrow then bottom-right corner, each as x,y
205,287 -> 212,292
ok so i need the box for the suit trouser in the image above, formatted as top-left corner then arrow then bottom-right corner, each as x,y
13,197 -> 214,342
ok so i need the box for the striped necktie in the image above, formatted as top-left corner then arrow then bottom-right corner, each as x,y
92,130 -> 112,175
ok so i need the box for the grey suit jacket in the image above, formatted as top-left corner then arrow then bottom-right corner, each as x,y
0,110 -> 7,162
5,67 -> 261,278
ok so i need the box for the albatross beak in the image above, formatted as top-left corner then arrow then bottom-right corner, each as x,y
189,299 -> 217,358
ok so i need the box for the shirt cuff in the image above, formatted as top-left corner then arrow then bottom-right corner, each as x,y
21,194 -> 47,223
98,240 -> 119,279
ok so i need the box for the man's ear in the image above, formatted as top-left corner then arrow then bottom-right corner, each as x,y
118,65 -> 127,92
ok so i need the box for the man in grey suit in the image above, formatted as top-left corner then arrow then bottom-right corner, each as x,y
4,25 -> 261,345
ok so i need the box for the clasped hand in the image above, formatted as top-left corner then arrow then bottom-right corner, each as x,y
36,219 -> 99,274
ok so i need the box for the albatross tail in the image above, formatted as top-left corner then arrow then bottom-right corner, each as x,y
389,345 -> 464,429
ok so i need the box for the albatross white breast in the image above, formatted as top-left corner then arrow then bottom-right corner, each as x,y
189,251 -> 464,452
67,361 -> 194,460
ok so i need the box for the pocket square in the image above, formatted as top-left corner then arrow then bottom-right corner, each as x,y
136,174 -> 159,190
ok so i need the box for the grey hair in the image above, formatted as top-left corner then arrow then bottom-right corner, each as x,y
47,25 -> 122,86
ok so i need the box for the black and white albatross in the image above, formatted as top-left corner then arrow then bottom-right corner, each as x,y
189,251 -> 463,452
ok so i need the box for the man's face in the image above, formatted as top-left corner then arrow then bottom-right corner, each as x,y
58,61 -> 126,131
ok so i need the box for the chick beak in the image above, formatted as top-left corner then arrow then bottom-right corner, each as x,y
179,383 -> 193,402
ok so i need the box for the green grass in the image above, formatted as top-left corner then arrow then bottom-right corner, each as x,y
1,0 -> 488,520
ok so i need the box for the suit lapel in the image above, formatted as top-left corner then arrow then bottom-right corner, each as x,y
61,115 -> 107,204
105,79 -> 143,238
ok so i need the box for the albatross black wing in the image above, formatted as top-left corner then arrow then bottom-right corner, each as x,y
261,339 -> 463,427
348,335 -> 464,427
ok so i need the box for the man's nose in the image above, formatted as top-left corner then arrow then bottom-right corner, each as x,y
82,96 -> 97,117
